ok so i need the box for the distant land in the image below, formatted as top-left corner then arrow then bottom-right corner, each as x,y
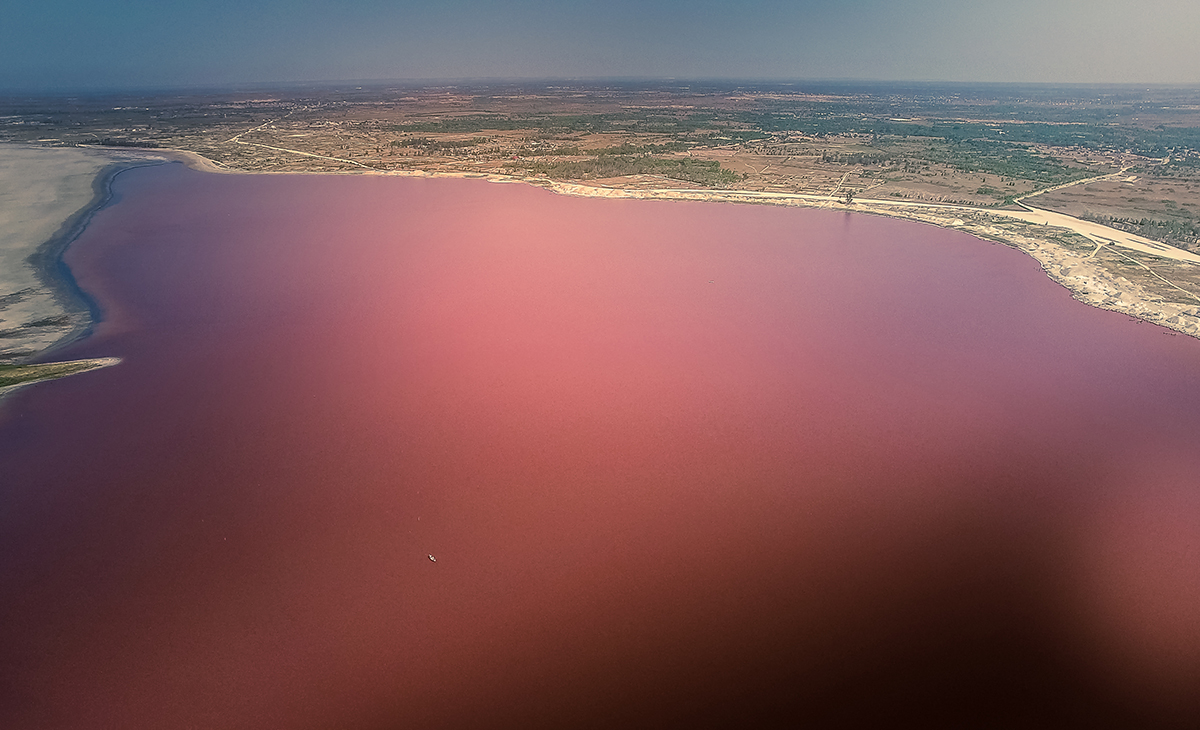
2,80 -> 1200,379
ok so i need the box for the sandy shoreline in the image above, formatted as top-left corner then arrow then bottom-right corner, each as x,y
2,142 -> 1197,384
505,176 -> 1200,339
0,145 -> 179,365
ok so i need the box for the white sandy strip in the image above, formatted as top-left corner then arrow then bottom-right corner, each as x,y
538,181 -> 1200,265
996,205 -> 1200,264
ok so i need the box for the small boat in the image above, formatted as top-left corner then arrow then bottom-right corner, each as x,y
428,554 -> 436,562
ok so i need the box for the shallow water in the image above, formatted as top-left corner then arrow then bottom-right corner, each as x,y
2,162 -> 1198,728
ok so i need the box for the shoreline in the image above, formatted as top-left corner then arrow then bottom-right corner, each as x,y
25,157 -> 170,361
0,145 -> 172,403
0,145 -> 179,364
9,144 -> 1200,386
451,170 -> 1200,339
527,182 -> 1200,340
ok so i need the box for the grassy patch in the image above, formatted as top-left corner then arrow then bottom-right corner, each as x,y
0,359 -> 116,388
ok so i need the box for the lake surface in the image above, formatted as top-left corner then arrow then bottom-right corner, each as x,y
2,163 -> 1198,729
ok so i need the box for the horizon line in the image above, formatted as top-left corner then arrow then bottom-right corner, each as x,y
4,77 -> 1200,97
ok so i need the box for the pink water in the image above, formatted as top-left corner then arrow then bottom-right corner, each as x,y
2,163 -> 1198,728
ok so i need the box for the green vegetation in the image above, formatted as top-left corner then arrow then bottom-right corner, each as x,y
0,360 -> 113,388
592,142 -> 693,155
392,111 -> 760,139
518,145 -> 585,156
391,136 -> 488,150
506,156 -> 739,187
921,139 -> 1093,185
396,110 -> 1110,186
805,135 -> 1093,186
1079,214 -> 1200,251
821,150 -> 891,166
744,112 -> 1200,158
393,114 -> 624,134
82,138 -> 160,148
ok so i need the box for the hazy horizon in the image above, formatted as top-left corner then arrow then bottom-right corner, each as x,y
3,0 -> 1198,91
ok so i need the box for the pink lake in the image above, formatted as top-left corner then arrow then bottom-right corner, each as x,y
2,163 -> 1199,728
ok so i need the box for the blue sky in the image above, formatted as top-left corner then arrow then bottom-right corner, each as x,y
2,0 -> 1198,90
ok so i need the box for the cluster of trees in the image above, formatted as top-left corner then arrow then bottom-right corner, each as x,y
592,141 -> 692,156
392,116 -> 521,134
771,133 -> 1091,186
390,137 -> 487,150
383,106 -> 1197,189
695,129 -> 768,144
1163,155 -> 1200,177
81,138 -> 159,148
1079,214 -> 1200,251
745,112 -> 1200,158
394,114 -> 626,135
514,144 -> 584,157
921,139 -> 1092,185
392,111 -> 750,139
506,156 -> 739,187
820,150 -> 891,166
386,133 -> 704,163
